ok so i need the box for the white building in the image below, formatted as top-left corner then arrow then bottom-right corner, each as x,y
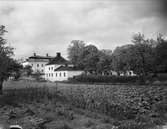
45,53 -> 83,81
22,53 -> 54,74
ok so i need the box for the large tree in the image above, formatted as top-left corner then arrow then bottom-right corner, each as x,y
154,35 -> 167,73
67,40 -> 85,69
112,44 -> 133,74
68,40 -> 109,74
112,33 -> 156,78
130,33 -> 155,76
0,25 -> 20,94
96,50 -> 112,74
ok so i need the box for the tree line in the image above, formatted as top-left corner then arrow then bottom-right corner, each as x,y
67,33 -> 167,78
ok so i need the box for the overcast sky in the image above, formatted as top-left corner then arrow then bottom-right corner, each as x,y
0,0 -> 167,59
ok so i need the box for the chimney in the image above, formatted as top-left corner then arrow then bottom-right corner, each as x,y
46,53 -> 49,57
33,53 -> 36,56
57,52 -> 61,57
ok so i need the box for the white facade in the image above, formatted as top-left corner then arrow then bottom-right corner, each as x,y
22,53 -> 54,75
30,61 -> 48,73
44,65 -> 83,82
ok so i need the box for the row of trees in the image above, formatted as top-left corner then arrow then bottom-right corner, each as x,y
68,33 -> 167,78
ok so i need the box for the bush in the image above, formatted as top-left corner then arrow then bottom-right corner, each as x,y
68,74 -> 139,83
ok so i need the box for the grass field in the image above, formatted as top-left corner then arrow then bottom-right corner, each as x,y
1,80 -> 167,129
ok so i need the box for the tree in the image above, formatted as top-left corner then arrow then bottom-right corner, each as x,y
23,65 -> 33,76
154,35 -> 167,73
68,41 -> 114,74
67,40 -> 85,69
130,33 -> 155,77
96,50 -> 112,74
112,33 -> 156,79
82,45 -> 100,73
10,60 -> 23,80
112,44 -> 133,74
0,25 -> 19,94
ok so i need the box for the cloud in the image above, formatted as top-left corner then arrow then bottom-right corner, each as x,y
0,0 -> 166,59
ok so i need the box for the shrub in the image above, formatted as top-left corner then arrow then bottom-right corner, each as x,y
69,74 -> 139,83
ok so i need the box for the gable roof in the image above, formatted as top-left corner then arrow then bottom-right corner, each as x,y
54,65 -> 82,71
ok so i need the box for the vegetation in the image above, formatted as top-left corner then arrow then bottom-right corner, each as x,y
1,81 -> 167,129
0,25 -> 22,94
67,33 -> 167,83
69,74 -> 139,84
67,40 -> 112,74
22,65 -> 33,77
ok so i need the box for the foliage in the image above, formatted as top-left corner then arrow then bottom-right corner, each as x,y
0,25 -> 22,94
69,74 -> 138,83
23,65 -> 33,76
2,81 -> 167,128
154,35 -> 167,73
112,44 -> 133,73
130,33 -> 156,76
112,33 -> 156,77
68,33 -> 167,82
67,40 -> 112,73
11,60 -> 23,80
67,40 -> 86,69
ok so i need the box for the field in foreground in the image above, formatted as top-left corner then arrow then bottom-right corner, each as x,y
1,80 -> 167,129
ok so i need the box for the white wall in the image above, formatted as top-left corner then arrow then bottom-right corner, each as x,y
30,62 -> 47,73
45,70 -> 83,82
45,64 -> 62,81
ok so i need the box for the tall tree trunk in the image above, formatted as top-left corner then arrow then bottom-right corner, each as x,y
0,80 -> 3,95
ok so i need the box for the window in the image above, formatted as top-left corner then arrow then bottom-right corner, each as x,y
41,64 -> 43,67
32,64 -> 33,66
49,67 -> 50,70
46,74 -> 48,77
41,69 -> 44,72
37,64 -> 39,67
64,72 -> 66,77
59,72 -> 61,77
55,73 -> 57,77
51,73 -> 53,77
51,67 -> 53,70
49,73 -> 50,77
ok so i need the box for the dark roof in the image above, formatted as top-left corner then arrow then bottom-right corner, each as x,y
29,55 -> 55,59
54,66 -> 82,71
47,55 -> 70,65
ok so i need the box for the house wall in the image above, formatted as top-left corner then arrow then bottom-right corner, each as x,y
45,64 -> 63,81
45,64 -> 61,80
30,61 -> 48,74
45,70 -> 83,82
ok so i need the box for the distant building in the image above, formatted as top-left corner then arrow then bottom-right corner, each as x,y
22,53 -> 54,74
45,53 -> 83,81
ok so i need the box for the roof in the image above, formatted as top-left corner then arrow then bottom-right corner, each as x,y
54,66 -> 82,71
47,55 -> 70,65
29,55 -> 54,59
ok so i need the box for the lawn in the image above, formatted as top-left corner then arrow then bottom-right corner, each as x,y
1,80 -> 167,129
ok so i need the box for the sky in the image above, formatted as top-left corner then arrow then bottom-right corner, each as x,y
0,0 -> 167,59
